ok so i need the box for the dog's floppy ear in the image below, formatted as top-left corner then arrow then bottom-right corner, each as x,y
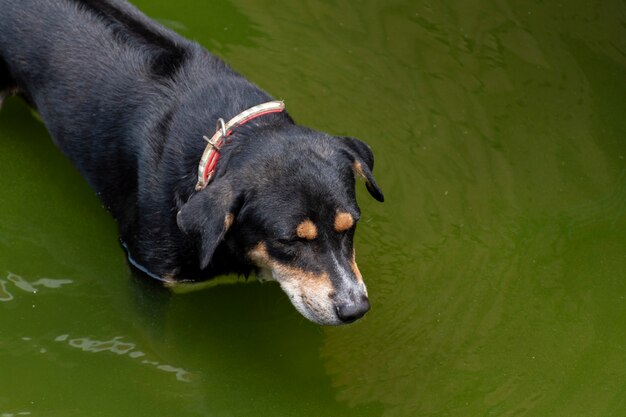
176,181 -> 238,270
338,136 -> 384,202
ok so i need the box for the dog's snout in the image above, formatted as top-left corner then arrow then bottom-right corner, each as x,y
335,296 -> 370,323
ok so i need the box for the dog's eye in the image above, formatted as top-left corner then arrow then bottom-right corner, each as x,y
275,238 -> 297,246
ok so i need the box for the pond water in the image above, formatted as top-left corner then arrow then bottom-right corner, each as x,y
1,0 -> 625,416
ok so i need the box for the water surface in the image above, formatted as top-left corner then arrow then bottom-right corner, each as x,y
1,0 -> 625,416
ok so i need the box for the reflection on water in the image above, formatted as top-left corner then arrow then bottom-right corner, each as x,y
0,273 -> 72,302
54,334 -> 193,382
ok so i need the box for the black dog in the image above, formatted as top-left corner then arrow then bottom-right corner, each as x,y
0,0 -> 383,325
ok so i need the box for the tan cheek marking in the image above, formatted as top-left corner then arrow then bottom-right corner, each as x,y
296,219 -> 318,240
248,242 -> 270,266
334,211 -> 354,232
224,213 -> 234,232
247,242 -> 332,292
273,263 -> 331,293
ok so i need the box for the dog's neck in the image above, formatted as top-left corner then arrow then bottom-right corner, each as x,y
195,100 -> 286,191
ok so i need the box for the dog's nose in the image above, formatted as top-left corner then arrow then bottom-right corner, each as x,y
336,296 -> 370,323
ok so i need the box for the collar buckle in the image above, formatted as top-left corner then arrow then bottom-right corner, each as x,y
195,101 -> 285,191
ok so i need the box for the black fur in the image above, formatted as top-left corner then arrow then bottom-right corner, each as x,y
0,55 -> 15,106
0,0 -> 383,284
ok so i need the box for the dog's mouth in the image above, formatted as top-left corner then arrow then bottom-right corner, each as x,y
257,265 -> 369,326
276,274 -> 344,326
249,242 -> 369,325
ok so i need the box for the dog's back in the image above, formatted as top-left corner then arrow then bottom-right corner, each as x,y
0,0 -> 193,141
0,0 -> 192,87
0,0 -> 199,237
0,0 -> 225,214
0,0 -> 278,275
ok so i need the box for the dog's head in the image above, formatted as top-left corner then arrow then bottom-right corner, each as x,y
177,128 -> 383,325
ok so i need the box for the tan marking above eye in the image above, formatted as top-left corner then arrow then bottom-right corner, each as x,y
296,219 -> 318,240
334,211 -> 354,232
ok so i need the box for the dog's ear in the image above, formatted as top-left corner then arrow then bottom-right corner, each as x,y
176,182 -> 238,270
337,136 -> 384,202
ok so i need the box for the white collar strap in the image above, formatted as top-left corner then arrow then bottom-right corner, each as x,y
195,100 -> 285,191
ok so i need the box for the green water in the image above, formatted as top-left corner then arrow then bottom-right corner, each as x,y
1,0 -> 625,415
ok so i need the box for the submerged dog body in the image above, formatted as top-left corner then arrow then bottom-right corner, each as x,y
0,0 -> 383,325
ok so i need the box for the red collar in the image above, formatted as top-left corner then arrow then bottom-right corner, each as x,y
195,101 -> 286,191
